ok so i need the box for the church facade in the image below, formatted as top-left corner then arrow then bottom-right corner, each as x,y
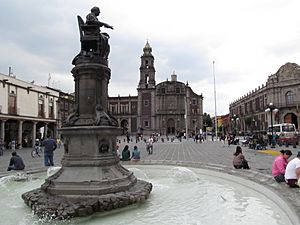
108,42 -> 203,136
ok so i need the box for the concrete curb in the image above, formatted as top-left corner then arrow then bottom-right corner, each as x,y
122,160 -> 300,225
1,160 -> 299,224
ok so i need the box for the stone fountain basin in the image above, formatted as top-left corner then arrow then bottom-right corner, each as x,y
0,164 -> 298,225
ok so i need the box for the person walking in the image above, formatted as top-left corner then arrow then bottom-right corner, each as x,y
7,151 -> 25,171
233,146 -> 250,169
284,151 -> 300,188
272,150 -> 292,182
42,134 -> 57,166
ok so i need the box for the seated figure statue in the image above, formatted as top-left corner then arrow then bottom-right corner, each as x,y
86,6 -> 113,34
75,6 -> 113,62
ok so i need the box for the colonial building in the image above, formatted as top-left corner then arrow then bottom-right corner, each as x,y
229,62 -> 300,134
108,42 -> 203,136
0,42 -> 203,145
0,72 -> 74,148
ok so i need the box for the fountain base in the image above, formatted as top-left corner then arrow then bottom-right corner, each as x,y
22,126 -> 152,219
22,180 -> 152,219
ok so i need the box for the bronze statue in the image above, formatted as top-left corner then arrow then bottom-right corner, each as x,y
86,6 -> 113,33
73,6 -> 113,64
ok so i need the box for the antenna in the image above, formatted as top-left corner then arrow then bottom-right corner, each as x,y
8,66 -> 15,77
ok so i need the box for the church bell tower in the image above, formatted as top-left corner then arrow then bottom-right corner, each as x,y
137,41 -> 156,133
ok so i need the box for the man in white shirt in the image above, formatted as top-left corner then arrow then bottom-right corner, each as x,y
285,151 -> 300,188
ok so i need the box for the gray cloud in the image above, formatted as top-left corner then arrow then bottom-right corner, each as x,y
1,0 -> 300,116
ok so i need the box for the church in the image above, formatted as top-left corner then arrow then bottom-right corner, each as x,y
108,42 -> 203,136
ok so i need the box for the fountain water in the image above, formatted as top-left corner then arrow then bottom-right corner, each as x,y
1,165 -> 297,225
21,6 -> 152,219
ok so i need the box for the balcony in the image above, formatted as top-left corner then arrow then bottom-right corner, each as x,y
8,106 -> 17,115
274,101 -> 300,109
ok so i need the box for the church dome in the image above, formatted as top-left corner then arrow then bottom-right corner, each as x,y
143,41 -> 152,55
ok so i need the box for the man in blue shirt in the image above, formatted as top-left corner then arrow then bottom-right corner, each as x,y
42,134 -> 57,166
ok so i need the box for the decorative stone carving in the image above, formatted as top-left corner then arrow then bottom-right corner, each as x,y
94,104 -> 118,126
98,138 -> 109,153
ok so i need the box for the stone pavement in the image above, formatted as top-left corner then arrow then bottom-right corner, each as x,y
1,136 -> 299,177
0,137 -> 300,176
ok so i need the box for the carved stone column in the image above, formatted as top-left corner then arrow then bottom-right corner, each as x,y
18,120 -> 23,149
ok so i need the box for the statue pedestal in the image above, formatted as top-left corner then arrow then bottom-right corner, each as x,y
22,126 -> 152,219
43,126 -> 137,195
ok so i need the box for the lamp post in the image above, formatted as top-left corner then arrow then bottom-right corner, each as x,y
252,118 -> 256,134
203,122 -> 208,140
265,102 -> 278,148
231,114 -> 239,136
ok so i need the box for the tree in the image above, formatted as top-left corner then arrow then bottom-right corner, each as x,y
203,113 -> 213,127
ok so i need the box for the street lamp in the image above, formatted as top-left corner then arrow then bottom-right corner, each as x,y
265,102 -> 278,148
252,118 -> 256,134
231,114 -> 239,136
203,123 -> 208,140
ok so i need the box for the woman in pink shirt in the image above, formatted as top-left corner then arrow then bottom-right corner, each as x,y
272,150 -> 292,182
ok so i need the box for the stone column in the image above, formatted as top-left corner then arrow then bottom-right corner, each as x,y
53,123 -> 58,139
0,120 -> 5,141
128,117 -> 132,133
44,123 -> 48,138
32,122 -> 37,147
18,120 -> 23,149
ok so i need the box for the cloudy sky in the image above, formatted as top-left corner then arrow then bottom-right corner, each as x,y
1,0 -> 300,116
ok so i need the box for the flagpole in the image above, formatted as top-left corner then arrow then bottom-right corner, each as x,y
213,61 -> 218,140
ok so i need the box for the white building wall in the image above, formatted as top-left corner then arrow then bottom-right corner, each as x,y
0,80 -> 8,114
0,73 -> 59,119
17,88 -> 38,116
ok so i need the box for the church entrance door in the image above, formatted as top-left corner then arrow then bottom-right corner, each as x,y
167,119 -> 175,135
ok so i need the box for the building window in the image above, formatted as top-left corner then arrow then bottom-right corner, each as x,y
144,100 -> 149,107
286,91 -> 294,105
176,87 -> 180,93
38,99 -> 45,118
144,120 -> 149,127
111,105 -> 116,114
192,119 -> 196,127
192,108 -> 199,114
161,88 -> 165,94
120,104 -> 129,114
192,99 -> 197,105
49,99 -> 54,118
8,95 -> 17,114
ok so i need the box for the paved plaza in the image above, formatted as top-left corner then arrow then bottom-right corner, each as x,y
1,136 -> 300,223
1,136 -> 299,177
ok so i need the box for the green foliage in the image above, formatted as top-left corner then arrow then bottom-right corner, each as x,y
203,113 -> 213,127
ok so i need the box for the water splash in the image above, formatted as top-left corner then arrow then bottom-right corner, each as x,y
46,166 -> 61,177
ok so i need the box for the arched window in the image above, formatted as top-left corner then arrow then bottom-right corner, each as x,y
286,91 -> 294,105
145,74 -> 149,83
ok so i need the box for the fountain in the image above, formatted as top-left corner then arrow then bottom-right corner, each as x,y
22,6 -> 152,219
1,165 -> 298,224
